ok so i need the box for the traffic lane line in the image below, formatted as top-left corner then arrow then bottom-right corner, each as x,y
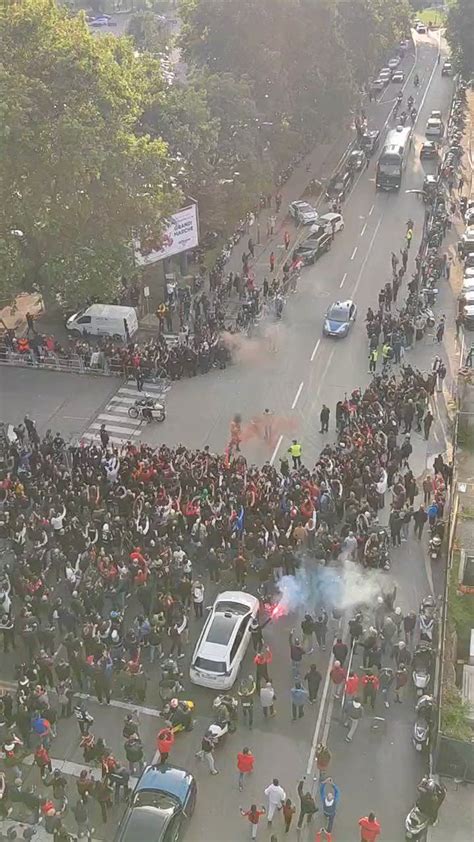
351,215 -> 384,299
291,380 -> 304,410
310,338 -> 321,362
360,222 -> 367,237
269,433 -> 283,466
339,273 -> 347,288
350,246 -> 358,260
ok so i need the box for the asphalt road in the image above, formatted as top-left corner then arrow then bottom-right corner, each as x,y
0,27 -> 462,842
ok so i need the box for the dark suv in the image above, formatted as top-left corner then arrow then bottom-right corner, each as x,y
325,170 -> 353,201
294,231 -> 332,265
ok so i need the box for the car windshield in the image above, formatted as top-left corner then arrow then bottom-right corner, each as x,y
297,203 -> 314,213
327,305 -> 348,322
206,615 -> 236,645
133,790 -> 178,810
215,600 -> 250,615
194,656 -> 227,673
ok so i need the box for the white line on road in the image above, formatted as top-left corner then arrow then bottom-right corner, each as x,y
306,646 -> 335,776
360,223 -> 367,237
291,381 -> 304,410
310,338 -> 321,362
339,273 -> 347,288
350,246 -> 358,260
269,434 -> 283,466
352,216 -> 383,298
369,204 -> 374,216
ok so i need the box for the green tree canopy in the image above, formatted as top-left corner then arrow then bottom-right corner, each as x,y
446,0 -> 474,78
0,0 -> 179,306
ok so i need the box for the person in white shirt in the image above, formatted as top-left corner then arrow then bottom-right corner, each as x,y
50,504 -> 66,532
264,778 -> 286,823
192,581 -> 204,618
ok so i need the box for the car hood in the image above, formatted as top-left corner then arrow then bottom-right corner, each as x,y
325,319 -> 348,333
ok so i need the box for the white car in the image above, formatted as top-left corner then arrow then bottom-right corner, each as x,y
288,200 -> 320,225
379,68 -> 392,83
388,57 -> 401,70
416,24 -> 427,34
465,209 -> 474,227
430,110 -> 442,120
392,70 -> 405,83
425,118 -> 444,139
189,591 -> 259,690
311,212 -> 344,236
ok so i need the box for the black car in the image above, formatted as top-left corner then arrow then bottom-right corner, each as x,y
114,765 -> 197,842
420,141 -> 438,160
325,170 -> 353,201
294,231 -> 332,265
360,130 -> 380,156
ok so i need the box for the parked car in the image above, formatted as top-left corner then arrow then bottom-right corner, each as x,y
114,765 -> 197,842
323,299 -> 357,338
392,70 -> 405,83
294,231 -> 333,265
420,141 -> 438,160
347,149 -> 366,171
288,200 -> 319,225
190,591 -> 259,690
388,57 -> 401,70
416,23 -> 427,34
425,118 -> 444,139
370,78 -> 385,92
441,61 -> 452,76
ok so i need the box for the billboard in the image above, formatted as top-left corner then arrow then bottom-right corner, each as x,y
134,204 -> 199,266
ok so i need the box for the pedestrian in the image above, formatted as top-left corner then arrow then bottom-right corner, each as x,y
268,215 -> 276,236
94,778 -> 112,824
284,231 -> 290,251
264,778 -> 286,824
406,227 -> 413,249
288,440 -> 302,469
124,732 -> 144,775
395,665 -> 408,703
314,611 -> 328,650
290,681 -> 308,720
135,368 -> 144,392
368,347 -> 378,373
282,797 -> 296,833
156,727 -> 174,765
320,778 -> 340,833
240,804 -> 265,839
343,696 -> 363,742
237,747 -> 255,791
296,778 -> 319,829
300,613 -> 315,652
403,611 -> 417,646
423,410 -> 434,440
458,175 -> 464,193
73,798 -> 90,839
379,666 -> 394,708
239,675 -> 256,729
320,404 -> 330,433
289,630 -> 305,675
436,316 -> 445,343
358,812 -> 381,842
345,671 -> 359,700
361,671 -> 379,710
423,474 -> 433,505
262,407 -> 273,441
195,732 -> 219,774
330,660 -> 346,699
99,424 -> 109,449
413,504 -> 428,538
304,664 -> 322,703
254,646 -> 272,692
260,681 -> 276,718
332,637 -> 348,666
34,743 -> 52,780
269,251 -> 275,273
192,580 -> 204,618
248,238 -> 255,258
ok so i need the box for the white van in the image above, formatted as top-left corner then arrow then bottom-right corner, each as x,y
66,304 -> 138,340
425,118 -> 444,139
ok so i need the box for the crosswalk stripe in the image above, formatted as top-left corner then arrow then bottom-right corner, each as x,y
102,404 -> 132,414
90,422 -> 140,436
109,395 -> 136,405
97,412 -> 142,426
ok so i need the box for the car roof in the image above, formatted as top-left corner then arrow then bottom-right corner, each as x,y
117,806 -> 171,841
319,212 -> 341,222
293,200 -> 313,209
196,591 -> 258,660
328,299 -> 353,314
136,765 -> 194,803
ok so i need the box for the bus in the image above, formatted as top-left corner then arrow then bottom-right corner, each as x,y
375,125 -> 412,190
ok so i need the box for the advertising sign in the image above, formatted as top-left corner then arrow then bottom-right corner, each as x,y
135,204 -> 199,265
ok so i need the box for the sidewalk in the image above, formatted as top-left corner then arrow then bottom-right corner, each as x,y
428,778 -> 474,842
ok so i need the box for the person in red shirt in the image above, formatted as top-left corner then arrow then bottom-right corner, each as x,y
330,660 -> 346,699
358,812 -> 381,842
156,727 -> 174,764
345,671 -> 360,699
237,746 -> 254,791
240,804 -> 266,839
361,671 -> 380,710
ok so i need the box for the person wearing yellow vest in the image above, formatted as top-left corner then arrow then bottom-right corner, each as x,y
288,440 -> 302,470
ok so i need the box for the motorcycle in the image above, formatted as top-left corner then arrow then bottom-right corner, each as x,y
161,699 -> 195,733
429,533 -> 442,560
412,643 -> 434,696
128,396 -> 166,423
412,695 -> 434,752
207,695 -> 238,743
405,777 -> 446,839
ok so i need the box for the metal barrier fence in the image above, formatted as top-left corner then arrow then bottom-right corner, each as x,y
0,348 -> 126,377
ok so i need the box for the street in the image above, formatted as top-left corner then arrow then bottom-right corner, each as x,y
0,26 -> 465,842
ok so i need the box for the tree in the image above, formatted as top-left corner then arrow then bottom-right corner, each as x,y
0,0 -> 179,306
446,0 -> 474,78
127,10 -> 170,55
